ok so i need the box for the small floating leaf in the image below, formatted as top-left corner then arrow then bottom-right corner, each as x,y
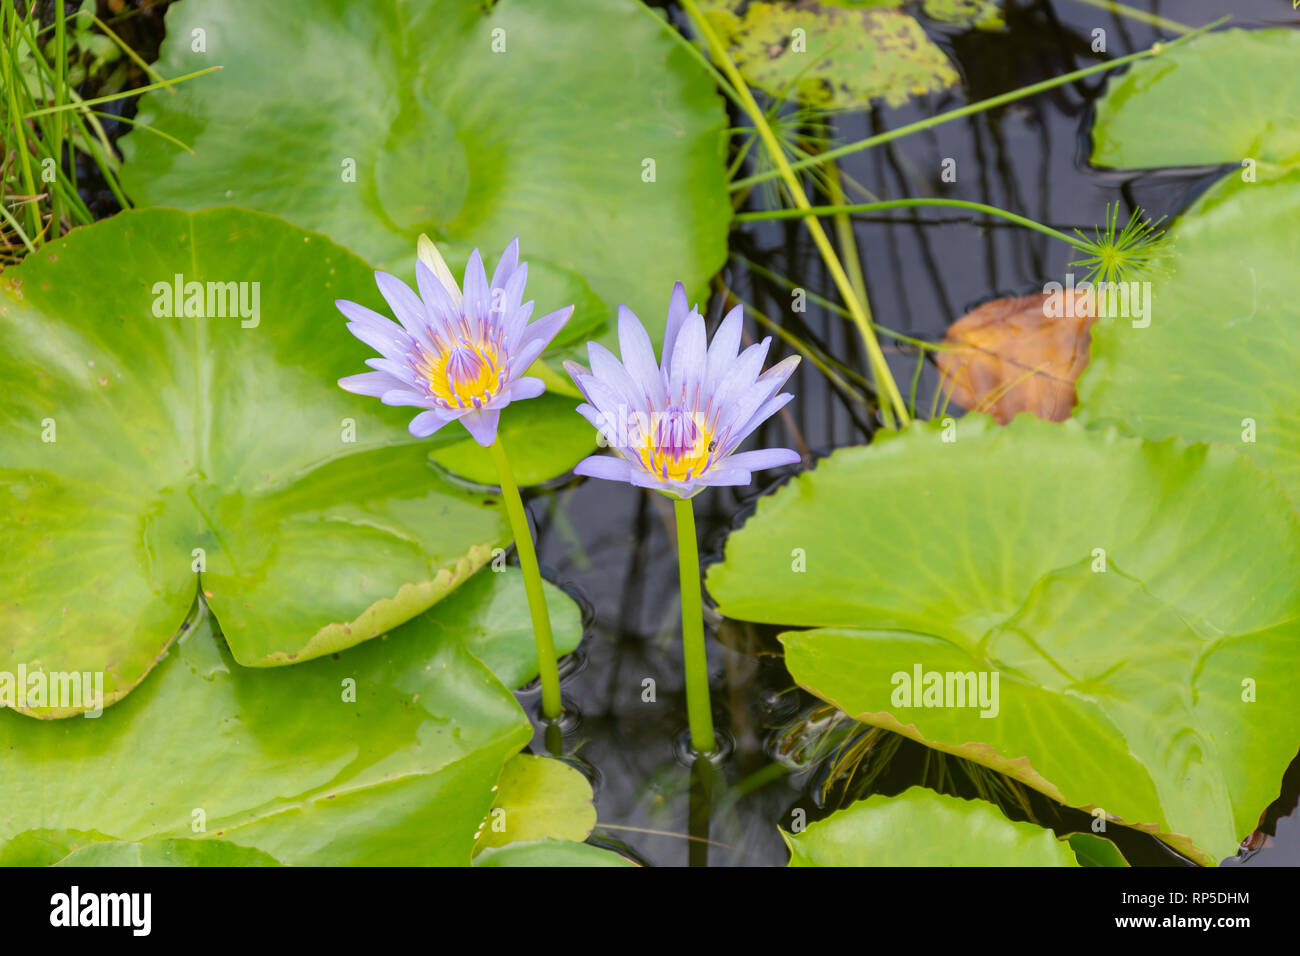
474,838 -> 637,867
785,788 -> 1080,866
474,754 -> 597,854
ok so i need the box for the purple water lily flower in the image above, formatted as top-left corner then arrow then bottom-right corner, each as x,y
337,236 -> 572,446
564,284 -> 800,498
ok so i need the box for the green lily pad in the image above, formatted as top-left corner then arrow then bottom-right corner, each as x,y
0,828 -> 115,867
474,838 -> 637,867
696,0 -> 959,109
0,208 -> 512,714
1068,831 -> 1129,868
1091,29 -> 1300,172
53,838 -> 284,867
474,754 -> 597,854
429,567 -> 583,691
1078,171 -> 1300,506
784,788 -> 1080,866
118,0 -> 730,348
708,416 -> 1300,865
0,568 -> 581,866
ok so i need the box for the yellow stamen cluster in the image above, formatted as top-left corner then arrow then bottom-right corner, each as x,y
636,413 -> 715,482
416,341 -> 504,409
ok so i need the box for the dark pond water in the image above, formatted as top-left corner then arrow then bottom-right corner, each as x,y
510,0 -> 1300,867
72,0 -> 1300,867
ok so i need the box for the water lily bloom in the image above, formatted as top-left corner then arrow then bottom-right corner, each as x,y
336,237 -> 572,446
564,284 -> 800,498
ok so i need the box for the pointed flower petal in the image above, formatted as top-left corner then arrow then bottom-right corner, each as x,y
417,234 -> 462,307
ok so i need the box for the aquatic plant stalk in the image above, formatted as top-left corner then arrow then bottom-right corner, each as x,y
738,199 -> 1170,285
488,436 -> 563,720
737,199 -> 1080,246
729,17 -> 1226,193
565,285 -> 801,749
679,0 -> 911,428
674,496 -> 715,755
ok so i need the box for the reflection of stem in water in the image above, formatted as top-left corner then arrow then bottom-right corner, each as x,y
688,756 -> 715,867
544,719 -> 563,757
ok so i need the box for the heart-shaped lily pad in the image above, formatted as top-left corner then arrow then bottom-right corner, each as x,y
1091,29 -> 1300,173
708,416 -> 1300,865
0,207 -> 513,714
0,567 -> 581,866
119,0 -> 730,349
785,788 -> 1082,866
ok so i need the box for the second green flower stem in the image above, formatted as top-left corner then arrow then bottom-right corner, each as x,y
673,495 -> 716,755
488,436 -> 562,720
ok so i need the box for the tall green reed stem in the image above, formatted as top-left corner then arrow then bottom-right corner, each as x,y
488,436 -> 562,720
679,0 -> 911,428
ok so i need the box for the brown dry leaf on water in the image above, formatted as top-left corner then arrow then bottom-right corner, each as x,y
934,290 -> 1095,424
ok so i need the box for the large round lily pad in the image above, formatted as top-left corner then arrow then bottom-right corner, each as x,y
0,567 -> 580,866
119,0 -> 730,349
0,208 -> 512,715
785,788 -> 1080,867
707,416 -> 1300,865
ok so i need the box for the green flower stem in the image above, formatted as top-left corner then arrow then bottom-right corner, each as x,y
488,435 -> 562,720
729,16 -> 1226,193
679,0 -> 912,429
736,199 -> 1085,251
673,495 -> 716,755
